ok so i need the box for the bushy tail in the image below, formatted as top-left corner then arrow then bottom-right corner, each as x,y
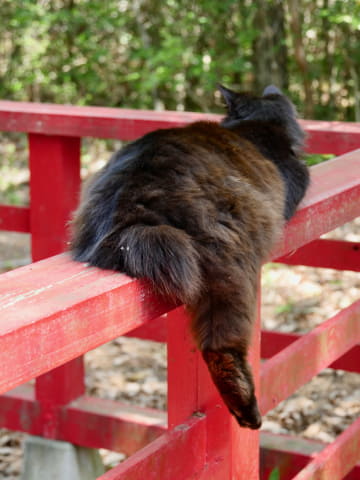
84,224 -> 202,305
189,266 -> 262,429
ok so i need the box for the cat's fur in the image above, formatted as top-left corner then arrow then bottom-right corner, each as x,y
70,85 -> 309,429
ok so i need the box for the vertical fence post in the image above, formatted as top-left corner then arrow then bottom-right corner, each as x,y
167,285 -> 261,479
28,133 -> 84,435
231,284 -> 261,479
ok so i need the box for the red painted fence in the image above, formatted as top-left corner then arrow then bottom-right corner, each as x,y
0,100 -> 359,479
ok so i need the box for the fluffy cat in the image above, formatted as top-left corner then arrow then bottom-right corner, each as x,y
70,85 -> 309,429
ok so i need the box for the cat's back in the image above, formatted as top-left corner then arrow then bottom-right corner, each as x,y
105,121 -> 282,191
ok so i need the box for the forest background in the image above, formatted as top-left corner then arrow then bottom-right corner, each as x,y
1,0 -> 359,122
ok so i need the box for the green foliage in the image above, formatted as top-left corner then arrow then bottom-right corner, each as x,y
269,467 -> 281,480
305,153 -> 335,166
0,0 -> 359,120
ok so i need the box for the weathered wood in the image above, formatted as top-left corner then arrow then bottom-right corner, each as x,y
271,150 -> 360,259
61,395 -> 167,455
125,315 -> 167,342
167,307 -> 199,429
292,417 -> 360,480
0,101 -> 359,154
261,330 -> 360,373
260,431 -> 360,480
0,101 -> 216,140
0,384 -> 166,454
29,133 -> 81,261
97,416 -> 207,480
275,238 -> 360,272
0,256 -> 176,395
260,300 -> 360,415
0,205 -> 30,233
28,133 -> 85,437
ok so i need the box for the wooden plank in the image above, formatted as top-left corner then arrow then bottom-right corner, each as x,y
29,133 -> 81,260
275,238 -> 360,272
0,254 -> 176,395
0,101 -> 359,154
0,384 -> 166,454
167,307 -> 199,429
231,293 -> 261,479
61,395 -> 166,455
261,330 -> 360,373
271,150 -> 360,259
0,101 -> 217,140
303,120 -> 360,155
29,133 -> 85,436
0,205 -> 30,233
125,315 -> 167,342
260,431 -> 360,480
97,416 -> 207,480
129,323 -> 360,374
260,300 -> 360,415
292,417 -> 360,480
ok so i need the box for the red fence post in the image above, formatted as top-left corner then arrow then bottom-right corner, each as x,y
166,297 -> 261,478
29,133 -> 81,260
28,133 -> 83,436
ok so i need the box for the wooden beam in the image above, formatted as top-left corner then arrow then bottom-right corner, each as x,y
260,431 -> 360,480
97,416 -> 207,480
260,300 -> 360,415
271,150 -> 360,258
275,238 -> 360,272
0,384 -> 166,455
0,205 -> 30,233
0,254 -> 176,394
0,101 -> 359,155
261,330 -> 360,373
292,417 -> 360,480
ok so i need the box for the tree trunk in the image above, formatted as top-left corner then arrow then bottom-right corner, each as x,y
253,0 -> 289,93
287,0 -> 314,118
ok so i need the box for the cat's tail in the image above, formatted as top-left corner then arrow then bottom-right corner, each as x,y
189,266 -> 262,430
88,224 -> 202,305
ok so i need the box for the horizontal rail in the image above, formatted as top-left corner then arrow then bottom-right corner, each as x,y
0,384 -> 166,454
260,300 -> 360,415
275,238 -> 360,272
98,415 -> 207,480
0,101 -> 359,154
292,417 -> 360,480
0,205 -> 30,233
260,431 -> 360,480
0,101 -> 215,141
261,330 -> 360,373
271,149 -> 360,258
0,151 -> 359,395
0,254 -> 176,395
125,321 -> 360,374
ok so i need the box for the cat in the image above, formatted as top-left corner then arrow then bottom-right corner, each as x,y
70,84 -> 310,429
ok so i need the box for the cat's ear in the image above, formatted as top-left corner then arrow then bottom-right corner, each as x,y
218,84 -> 238,110
263,85 -> 282,96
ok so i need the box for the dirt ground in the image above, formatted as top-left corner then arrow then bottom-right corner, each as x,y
0,218 -> 359,478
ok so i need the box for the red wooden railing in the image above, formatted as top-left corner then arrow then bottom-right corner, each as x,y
0,100 -> 359,479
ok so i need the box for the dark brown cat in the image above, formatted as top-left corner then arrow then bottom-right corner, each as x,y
70,85 -> 309,429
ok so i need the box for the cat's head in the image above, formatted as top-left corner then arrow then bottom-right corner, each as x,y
218,84 -> 305,154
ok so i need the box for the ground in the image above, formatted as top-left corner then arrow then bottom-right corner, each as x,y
0,134 -> 359,477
